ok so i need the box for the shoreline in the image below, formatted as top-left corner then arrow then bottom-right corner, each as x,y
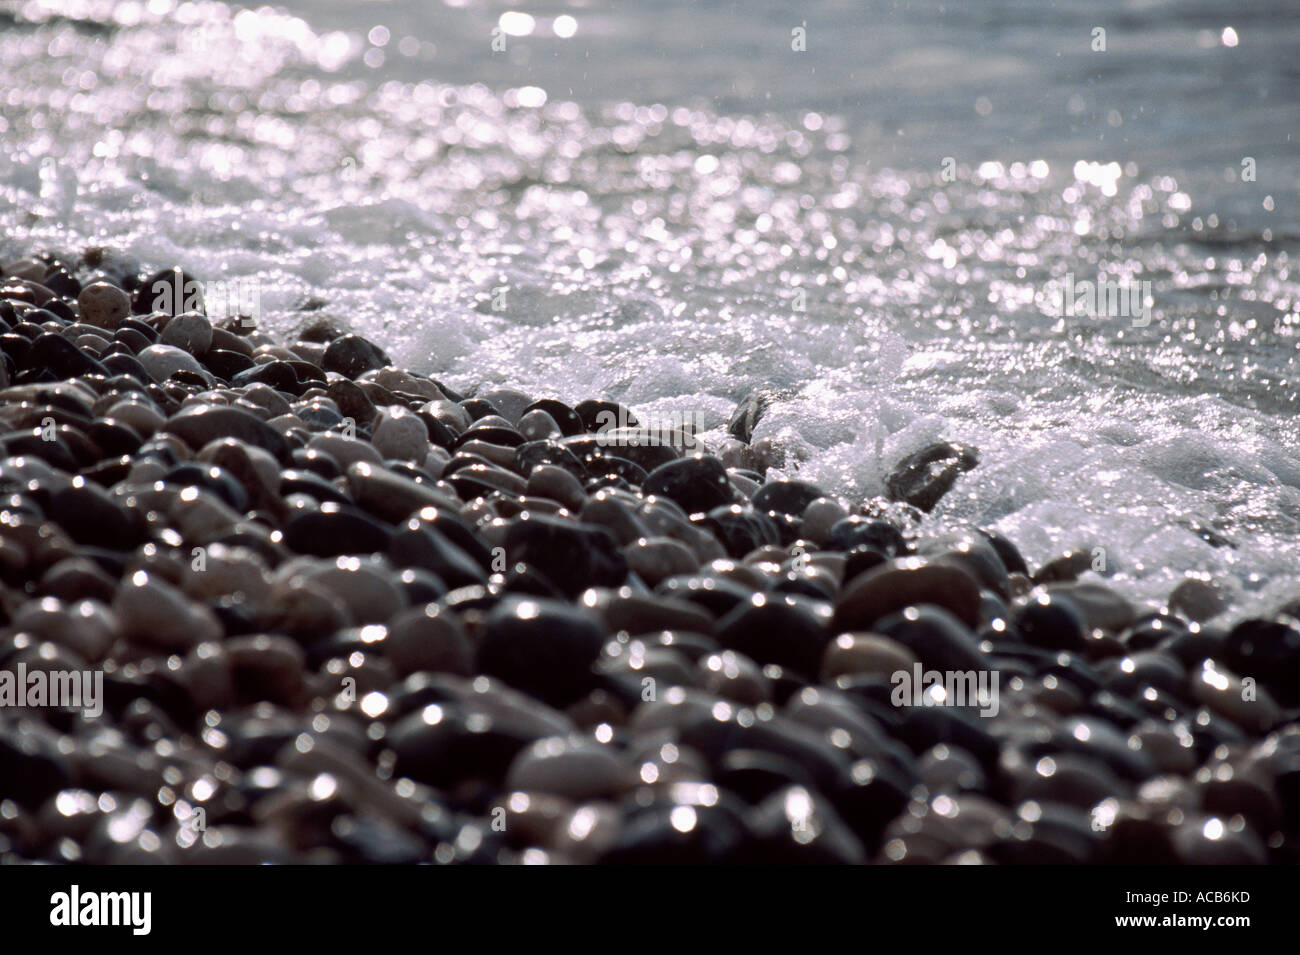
0,245 -> 1296,864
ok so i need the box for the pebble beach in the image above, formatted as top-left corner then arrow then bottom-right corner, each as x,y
2,0 -> 1300,870
0,247 -> 1296,865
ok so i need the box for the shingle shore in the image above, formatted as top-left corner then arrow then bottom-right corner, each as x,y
0,248 -> 1296,864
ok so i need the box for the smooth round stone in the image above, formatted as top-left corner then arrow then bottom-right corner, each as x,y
288,402 -> 340,433
920,535 -> 1010,598
239,382 -> 292,419
681,708 -> 854,797
39,556 -> 117,603
137,343 -> 211,384
477,597 -> 607,707
830,517 -> 908,556
306,432 -> 384,468
476,388 -> 533,424
113,570 -> 222,651
638,498 -> 726,563
29,332 -> 107,378
1168,575 -> 1228,622
163,462 -> 249,511
874,605 -> 987,674
447,462 -> 527,497
130,266 -> 198,315
643,454 -> 733,515
371,406 -> 428,461
513,399 -> 578,438
751,480 -> 826,518
179,543 -> 271,604
975,528 -> 1029,577
744,785 -> 867,864
1223,616 -> 1300,706
1043,581 -> 1134,633
160,311 -> 212,355
1154,628 -> 1222,670
164,403 -> 289,462
917,743 -> 988,794
700,649 -> 770,705
453,438 -> 517,470
1191,658 -> 1280,733
418,398 -> 470,434
513,439 -> 583,482
624,536 -> 699,586
1127,721 -> 1199,774
322,334 -> 390,379
834,557 -> 982,630
599,641 -> 702,691
1014,590 -> 1089,651
518,408 -> 561,441
1002,749 -> 1132,809
47,479 -> 140,548
702,504 -> 780,558
385,701 -> 540,788
77,282 -> 130,330
346,462 -> 459,522
261,577 -> 353,638
323,377 -> 377,424
209,325 -> 253,355
504,512 -> 628,597
799,498 -> 849,546
3,257 -> 47,281
505,735 -> 628,800
885,441 -> 979,512
279,555 -> 407,625
580,492 -> 650,545
387,519 -> 487,589
582,587 -> 714,637
1038,715 -> 1157,781
385,603 -> 473,677
486,790 -> 576,849
226,634 -> 306,705
525,464 -> 586,511
655,573 -> 754,619
11,597 -> 117,662
822,632 -> 919,681
1122,614 -> 1187,651
715,592 -> 832,677
1104,652 -> 1188,706
283,503 -> 393,558
395,566 -> 447,605
1032,548 -> 1094,584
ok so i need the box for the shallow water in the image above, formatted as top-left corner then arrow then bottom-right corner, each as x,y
2,0 -> 1299,614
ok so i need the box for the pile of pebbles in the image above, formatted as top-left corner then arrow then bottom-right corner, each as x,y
0,248 -> 1297,864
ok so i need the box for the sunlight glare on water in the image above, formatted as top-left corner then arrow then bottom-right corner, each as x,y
1,0 -> 1299,614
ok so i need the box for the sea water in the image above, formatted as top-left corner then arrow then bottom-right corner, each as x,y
1,0 -> 1298,616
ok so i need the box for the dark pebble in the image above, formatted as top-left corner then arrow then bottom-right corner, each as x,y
322,334 -> 391,379
885,441 -> 979,512
752,480 -> 825,518
477,596 -> 607,707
